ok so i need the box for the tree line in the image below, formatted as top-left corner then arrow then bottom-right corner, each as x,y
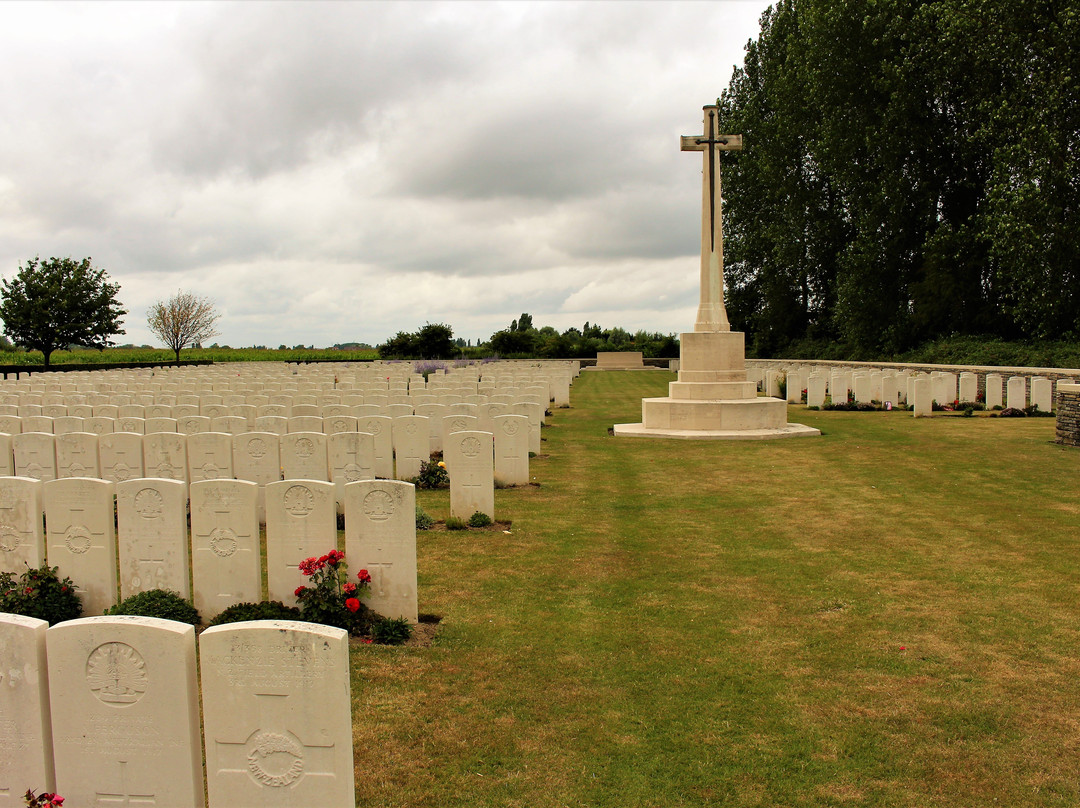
376,315 -> 680,360
717,0 -> 1079,358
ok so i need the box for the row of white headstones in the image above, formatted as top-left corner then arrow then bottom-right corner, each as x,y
749,368 -> 1072,412
2,613 -> 357,807
0,411 -> 534,492
1,475 -> 421,621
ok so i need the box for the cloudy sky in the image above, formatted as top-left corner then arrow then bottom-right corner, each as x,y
0,0 -> 771,349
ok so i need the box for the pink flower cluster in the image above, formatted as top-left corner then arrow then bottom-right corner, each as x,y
298,549 -> 345,576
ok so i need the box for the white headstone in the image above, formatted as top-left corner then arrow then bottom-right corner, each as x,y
958,372 -> 978,404
912,375 -> 932,417
1030,377 -> 1052,412
232,431 -> 282,523
413,403 -> 446,453
47,616 -> 205,807
84,415 -> 116,435
343,480 -> 417,622
99,431 -> 145,483
0,432 -> 12,476
985,373 -> 1004,409
200,621 -> 355,808
493,415 -> 529,487
328,431 -> 376,512
392,415 -> 429,481
43,477 -> 117,615
187,431 -> 235,483
446,430 -> 494,520
0,477 -> 44,572
116,478 -> 190,599
1007,376 -> 1027,409
144,416 -> 178,433
190,479 -> 261,621
265,479 -> 336,605
281,431 -> 328,481
55,431 -> 100,479
357,416 -> 393,478
0,614 -> 54,796
143,432 -> 188,483
254,415 -> 289,435
806,374 -> 827,408
13,432 -> 57,482
441,414 -> 478,473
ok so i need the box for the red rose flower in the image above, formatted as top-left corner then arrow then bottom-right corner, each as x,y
294,586 -> 306,597
345,598 -> 360,613
358,569 -> 371,583
343,582 -> 356,594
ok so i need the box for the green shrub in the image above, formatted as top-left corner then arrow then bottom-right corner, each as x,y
415,505 -> 435,530
0,563 -> 82,625
445,516 -> 468,530
105,589 -> 201,625
372,616 -> 413,645
467,511 -> 493,528
411,458 -> 449,489
208,600 -> 301,626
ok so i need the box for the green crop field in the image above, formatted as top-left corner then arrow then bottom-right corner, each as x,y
0,346 -> 379,366
350,370 -> 1079,807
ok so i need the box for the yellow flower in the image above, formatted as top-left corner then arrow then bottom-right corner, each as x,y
438,461 -> 446,469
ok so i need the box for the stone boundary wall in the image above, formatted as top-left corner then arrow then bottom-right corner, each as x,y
746,358 -> 1080,404
1055,384 -> 1080,447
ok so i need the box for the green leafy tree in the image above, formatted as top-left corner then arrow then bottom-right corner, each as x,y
377,322 -> 457,359
416,322 -> 456,359
0,256 -> 126,367
717,0 -> 1079,355
377,330 -> 421,359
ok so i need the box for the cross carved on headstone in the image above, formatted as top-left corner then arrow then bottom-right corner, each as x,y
680,105 -> 742,333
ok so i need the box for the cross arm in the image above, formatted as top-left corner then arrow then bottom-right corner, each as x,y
680,134 -> 743,152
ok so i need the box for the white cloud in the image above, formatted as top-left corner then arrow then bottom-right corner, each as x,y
0,0 -> 771,349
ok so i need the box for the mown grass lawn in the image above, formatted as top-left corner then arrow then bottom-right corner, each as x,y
350,370 -> 1080,807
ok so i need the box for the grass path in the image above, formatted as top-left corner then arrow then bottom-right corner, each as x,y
350,371 -> 1080,807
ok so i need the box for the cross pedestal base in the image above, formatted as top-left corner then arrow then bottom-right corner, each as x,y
613,330 -> 820,441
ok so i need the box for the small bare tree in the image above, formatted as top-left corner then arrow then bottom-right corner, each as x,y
147,291 -> 221,361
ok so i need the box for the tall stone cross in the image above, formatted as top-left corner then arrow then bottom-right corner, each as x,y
681,105 -> 742,332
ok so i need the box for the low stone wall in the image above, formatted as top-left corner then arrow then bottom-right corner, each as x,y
1055,384 -> 1080,447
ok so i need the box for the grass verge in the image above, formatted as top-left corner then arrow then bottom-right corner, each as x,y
351,370 -> 1080,807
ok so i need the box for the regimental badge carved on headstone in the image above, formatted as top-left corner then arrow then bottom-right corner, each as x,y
362,490 -> 395,521
0,525 -> 21,552
134,488 -> 163,518
64,524 -> 93,554
283,485 -> 314,517
86,641 -> 148,705
209,527 -> 239,558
